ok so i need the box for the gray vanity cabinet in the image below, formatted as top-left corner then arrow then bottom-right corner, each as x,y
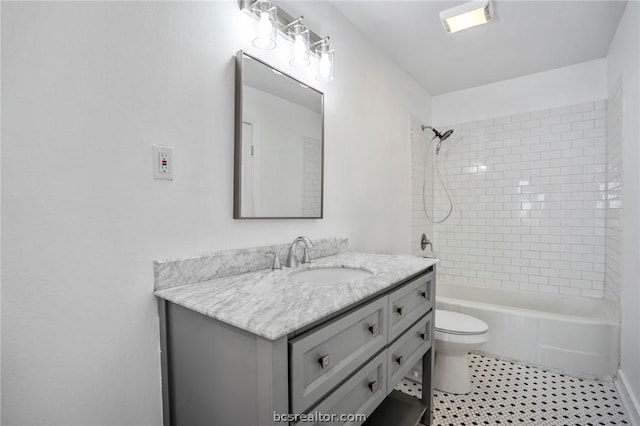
388,273 -> 433,341
158,266 -> 435,426
387,312 -> 432,389
289,297 -> 388,414
296,351 -> 388,426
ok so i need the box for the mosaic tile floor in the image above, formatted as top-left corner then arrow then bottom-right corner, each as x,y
396,353 -> 630,426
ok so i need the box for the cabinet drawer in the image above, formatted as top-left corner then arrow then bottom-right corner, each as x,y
289,297 -> 388,414
387,312 -> 432,392
296,350 -> 387,426
387,271 -> 433,342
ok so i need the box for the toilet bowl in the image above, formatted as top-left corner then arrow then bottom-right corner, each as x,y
434,309 -> 489,394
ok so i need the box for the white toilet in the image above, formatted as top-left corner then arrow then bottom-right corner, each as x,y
434,309 -> 489,394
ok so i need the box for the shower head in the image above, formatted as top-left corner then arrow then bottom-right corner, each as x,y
421,125 -> 454,155
439,129 -> 454,141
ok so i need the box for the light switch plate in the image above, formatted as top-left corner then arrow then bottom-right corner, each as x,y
152,145 -> 173,180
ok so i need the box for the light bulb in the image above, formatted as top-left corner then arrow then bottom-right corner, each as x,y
288,23 -> 309,67
257,12 -> 272,38
293,35 -> 306,58
319,52 -> 331,79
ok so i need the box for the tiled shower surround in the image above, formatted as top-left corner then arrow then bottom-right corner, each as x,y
414,101 -> 610,298
605,81 -> 623,303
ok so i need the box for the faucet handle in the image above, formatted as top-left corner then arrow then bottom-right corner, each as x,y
267,251 -> 281,270
302,247 -> 312,264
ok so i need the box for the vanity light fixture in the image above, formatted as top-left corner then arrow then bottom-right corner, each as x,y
250,0 -> 277,49
286,17 -> 310,67
440,0 -> 493,34
313,37 -> 334,82
241,0 -> 335,81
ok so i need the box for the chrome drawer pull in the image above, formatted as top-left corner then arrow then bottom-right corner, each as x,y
395,355 -> 404,365
368,380 -> 378,393
319,354 -> 330,369
368,324 -> 378,335
396,306 -> 405,316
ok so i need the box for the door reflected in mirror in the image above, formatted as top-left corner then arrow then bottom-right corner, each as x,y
234,51 -> 324,219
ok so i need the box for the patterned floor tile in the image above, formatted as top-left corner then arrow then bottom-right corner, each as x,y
395,353 -> 630,426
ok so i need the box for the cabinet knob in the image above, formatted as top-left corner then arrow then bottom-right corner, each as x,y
367,380 -> 378,393
368,324 -> 378,335
319,354 -> 330,369
395,355 -> 404,365
396,306 -> 405,316
420,290 -> 428,299
420,332 -> 427,341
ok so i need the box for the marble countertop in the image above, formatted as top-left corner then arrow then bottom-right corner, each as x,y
155,251 -> 437,340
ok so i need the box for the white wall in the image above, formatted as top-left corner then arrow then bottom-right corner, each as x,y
1,2 -> 431,424
432,59 -> 607,125
606,1 -> 640,421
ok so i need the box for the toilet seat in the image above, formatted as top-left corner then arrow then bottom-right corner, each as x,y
435,310 -> 488,335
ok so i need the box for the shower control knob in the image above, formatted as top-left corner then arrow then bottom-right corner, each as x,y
420,234 -> 428,250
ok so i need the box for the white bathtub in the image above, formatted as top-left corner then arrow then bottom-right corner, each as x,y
436,284 -> 620,380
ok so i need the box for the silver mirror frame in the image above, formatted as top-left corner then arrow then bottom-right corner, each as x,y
233,50 -> 324,219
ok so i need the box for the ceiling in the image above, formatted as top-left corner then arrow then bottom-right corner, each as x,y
331,0 -> 627,95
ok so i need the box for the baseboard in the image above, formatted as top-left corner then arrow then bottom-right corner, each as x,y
616,369 -> 640,426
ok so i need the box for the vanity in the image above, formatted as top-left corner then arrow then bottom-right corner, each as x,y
166,37 -> 438,426
154,239 -> 437,426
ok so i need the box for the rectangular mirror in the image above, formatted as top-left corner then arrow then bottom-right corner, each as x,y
234,51 -> 324,219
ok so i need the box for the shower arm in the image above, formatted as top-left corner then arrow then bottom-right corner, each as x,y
421,125 -> 443,139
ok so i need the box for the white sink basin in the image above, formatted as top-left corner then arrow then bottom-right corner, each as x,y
289,266 -> 374,284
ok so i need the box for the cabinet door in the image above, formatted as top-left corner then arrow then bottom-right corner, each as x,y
289,297 -> 387,414
387,271 -> 433,342
295,351 -> 388,426
387,312 -> 433,392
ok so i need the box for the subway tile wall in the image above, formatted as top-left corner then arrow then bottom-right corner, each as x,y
605,81 -> 623,302
302,137 -> 322,217
416,101 -> 608,298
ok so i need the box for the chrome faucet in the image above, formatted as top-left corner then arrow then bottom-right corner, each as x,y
287,236 -> 314,268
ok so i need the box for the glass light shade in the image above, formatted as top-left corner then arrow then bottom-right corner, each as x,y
315,42 -> 334,82
251,0 -> 277,50
288,23 -> 310,67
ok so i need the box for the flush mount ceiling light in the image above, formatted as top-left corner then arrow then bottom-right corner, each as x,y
440,0 -> 494,34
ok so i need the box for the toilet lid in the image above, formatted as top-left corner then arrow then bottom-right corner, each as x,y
435,310 -> 488,335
